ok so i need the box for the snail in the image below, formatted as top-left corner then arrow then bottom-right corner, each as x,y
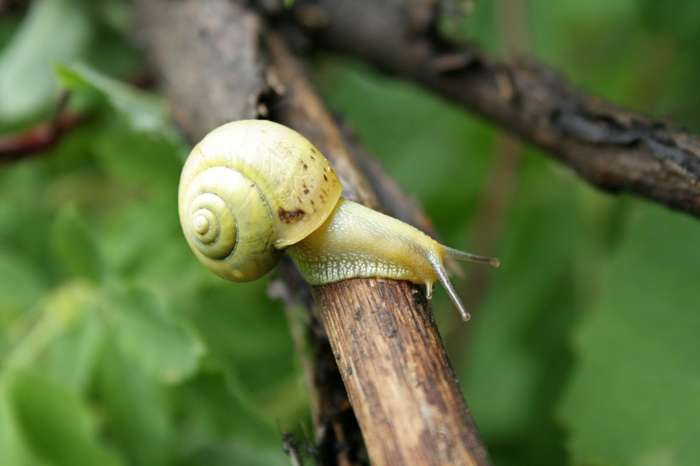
178,120 -> 499,321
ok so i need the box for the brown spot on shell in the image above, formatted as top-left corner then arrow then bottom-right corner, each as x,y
303,188 -> 309,194
323,174 -> 328,181
278,207 -> 306,224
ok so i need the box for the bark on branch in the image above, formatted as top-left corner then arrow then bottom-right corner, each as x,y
135,1 -> 490,464
267,33 -> 490,466
271,0 -> 700,218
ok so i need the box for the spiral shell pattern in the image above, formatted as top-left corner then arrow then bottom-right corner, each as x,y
178,120 -> 343,282
179,161 -> 276,280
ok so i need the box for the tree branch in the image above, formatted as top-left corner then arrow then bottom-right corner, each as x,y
270,0 -> 700,218
136,1 -> 490,464
267,33 -> 490,465
134,0 -> 266,141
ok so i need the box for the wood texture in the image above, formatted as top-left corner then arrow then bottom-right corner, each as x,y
136,0 -> 265,141
316,279 -> 489,466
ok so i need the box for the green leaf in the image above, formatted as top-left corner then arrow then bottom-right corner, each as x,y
0,251 -> 46,316
0,380 -> 39,466
50,205 -> 102,281
0,164 -> 58,282
2,280 -> 97,371
0,251 -> 46,358
179,440 -> 291,466
174,372 -> 288,458
92,126 -> 184,191
97,344 -> 174,466
186,281 -> 305,423
105,284 -> 203,383
0,369 -> 122,466
100,200 -> 186,281
56,62 -> 181,143
559,202 -> 700,466
40,310 -> 105,393
0,0 -> 92,126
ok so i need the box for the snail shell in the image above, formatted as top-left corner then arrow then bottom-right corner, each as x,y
178,120 -> 342,281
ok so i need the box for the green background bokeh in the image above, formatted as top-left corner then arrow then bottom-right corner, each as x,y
1,1 -> 699,465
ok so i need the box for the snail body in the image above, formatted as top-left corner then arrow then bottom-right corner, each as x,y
178,120 -> 498,321
287,198 -> 441,289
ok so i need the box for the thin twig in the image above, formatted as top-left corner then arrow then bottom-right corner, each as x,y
0,93 -> 86,163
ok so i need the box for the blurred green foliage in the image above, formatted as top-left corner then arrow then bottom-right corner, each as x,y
0,1 -> 699,465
